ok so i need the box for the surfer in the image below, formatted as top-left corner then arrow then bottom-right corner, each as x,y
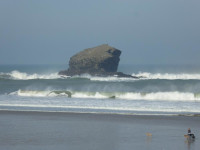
187,128 -> 195,138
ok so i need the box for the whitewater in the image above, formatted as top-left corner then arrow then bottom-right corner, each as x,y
1,70 -> 200,80
1,64 -> 200,115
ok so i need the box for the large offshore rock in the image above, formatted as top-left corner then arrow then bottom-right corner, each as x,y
59,44 -> 136,78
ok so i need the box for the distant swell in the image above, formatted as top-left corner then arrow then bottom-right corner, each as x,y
10,90 -> 200,102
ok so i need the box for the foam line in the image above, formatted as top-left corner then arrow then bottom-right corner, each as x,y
10,90 -> 200,102
132,72 -> 200,80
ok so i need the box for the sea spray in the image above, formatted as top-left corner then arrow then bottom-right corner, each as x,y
2,70 -> 200,81
1,65 -> 200,115
14,90 -> 72,97
132,72 -> 200,80
0,70 -> 64,80
10,90 -> 200,102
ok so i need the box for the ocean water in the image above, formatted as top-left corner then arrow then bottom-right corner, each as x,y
1,64 -> 200,115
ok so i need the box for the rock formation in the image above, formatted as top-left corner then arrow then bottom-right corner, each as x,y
59,44 -> 136,78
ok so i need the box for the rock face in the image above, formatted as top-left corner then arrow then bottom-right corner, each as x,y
59,44 -> 135,78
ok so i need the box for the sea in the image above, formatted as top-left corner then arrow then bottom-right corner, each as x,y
1,64 -> 200,116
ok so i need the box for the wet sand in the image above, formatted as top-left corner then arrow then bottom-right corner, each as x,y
0,111 -> 200,150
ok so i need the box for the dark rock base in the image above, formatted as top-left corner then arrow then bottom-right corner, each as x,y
58,70 -> 138,78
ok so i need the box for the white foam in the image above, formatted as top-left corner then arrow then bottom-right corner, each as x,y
132,72 -> 200,80
12,90 -> 200,102
17,90 -> 50,97
9,70 -> 63,80
72,72 -> 200,81
4,70 -> 200,81
11,90 -> 72,98
72,91 -> 200,102
90,76 -> 136,82
1,103 -> 200,114
72,92 -> 107,99
117,92 -> 200,101
70,74 -> 136,82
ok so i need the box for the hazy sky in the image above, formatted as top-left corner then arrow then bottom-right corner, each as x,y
0,0 -> 200,65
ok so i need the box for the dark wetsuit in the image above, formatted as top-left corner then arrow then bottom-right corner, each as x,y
188,129 -> 191,135
188,129 -> 195,138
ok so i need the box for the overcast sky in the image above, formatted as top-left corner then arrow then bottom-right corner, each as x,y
0,0 -> 200,65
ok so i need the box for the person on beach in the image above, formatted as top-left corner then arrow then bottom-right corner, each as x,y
187,128 -> 195,138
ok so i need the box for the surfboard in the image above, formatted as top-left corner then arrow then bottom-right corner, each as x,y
184,134 -> 195,139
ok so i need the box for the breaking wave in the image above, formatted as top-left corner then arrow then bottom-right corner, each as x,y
1,70 -> 200,81
10,90 -> 200,102
0,70 -> 65,80
132,72 -> 200,80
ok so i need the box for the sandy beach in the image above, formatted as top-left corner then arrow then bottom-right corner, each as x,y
0,111 -> 199,150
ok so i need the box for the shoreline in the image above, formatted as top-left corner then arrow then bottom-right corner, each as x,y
1,109 -> 200,150
0,109 -> 200,117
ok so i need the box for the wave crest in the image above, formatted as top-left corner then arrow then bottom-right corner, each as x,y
10,90 -> 200,102
0,70 -> 65,80
1,70 -> 200,81
132,72 -> 200,80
